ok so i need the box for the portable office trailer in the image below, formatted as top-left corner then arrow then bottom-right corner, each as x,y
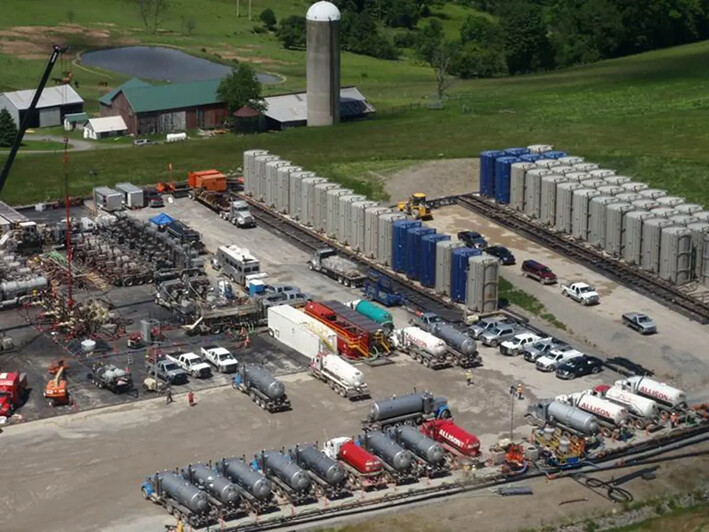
540,175 -> 567,226
115,183 -> 144,208
243,149 -> 268,196
571,188 -> 601,240
466,255 -> 499,313
641,219 -> 676,272
524,168 -> 552,218
93,186 -> 123,212
435,241 -> 463,295
604,203 -> 636,257
510,162 -> 535,211
289,171 -> 315,221
555,182 -> 583,233
350,201 -> 378,251
659,226 -> 692,284
376,213 -> 405,265
364,206 -> 390,258
275,165 -> 301,214
623,212 -> 659,265
314,182 -> 339,232
326,188 -> 353,238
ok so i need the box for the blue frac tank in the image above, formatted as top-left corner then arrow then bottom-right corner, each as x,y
480,150 -> 504,197
405,226 -> 436,280
494,156 -> 520,204
504,147 -> 530,157
519,153 -> 542,163
542,150 -> 568,160
420,234 -> 450,288
450,247 -> 481,302
392,220 -> 421,273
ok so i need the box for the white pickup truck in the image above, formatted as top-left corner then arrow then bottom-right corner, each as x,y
200,345 -> 238,373
536,346 -> 584,372
561,282 -> 600,305
175,352 -> 212,378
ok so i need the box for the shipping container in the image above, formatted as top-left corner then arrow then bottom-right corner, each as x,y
377,213 -> 405,265
451,247 -> 481,303
494,156 -> 520,204
534,159 -> 561,169
641,218 -> 676,272
573,162 -> 599,172
243,149 -> 268,196
674,204 -> 703,216
289,171 -> 315,221
267,305 -> 338,359
466,255 -> 499,313
686,222 -> 709,281
659,226 -> 692,284
510,162 -> 535,211
115,183 -> 144,208
314,182 -> 338,232
420,234 -> 450,288
555,182 -> 583,233
589,169 -> 615,179
621,181 -> 649,192
655,196 -> 685,208
540,175 -> 567,226
604,202 -> 636,257
337,194 -> 365,243
392,220 -> 422,273
542,151 -> 567,160
603,175 -> 632,186
93,186 -> 123,212
435,240 -> 463,294
623,212 -> 659,264
588,196 -> 622,248
638,188 -> 667,200
480,150 -> 505,197
253,155 -> 279,201
350,200 -> 378,251
364,207 -> 390,258
326,188 -> 353,238
527,144 -> 554,154
524,168 -> 552,218
406,226 -> 436,280
571,188 -> 601,240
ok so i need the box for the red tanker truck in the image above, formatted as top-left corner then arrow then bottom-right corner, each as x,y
420,419 -> 481,458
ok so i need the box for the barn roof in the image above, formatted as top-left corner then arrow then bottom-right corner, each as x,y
86,116 -> 128,133
117,79 -> 223,114
98,78 -> 152,106
263,86 -> 375,124
1,85 -> 84,110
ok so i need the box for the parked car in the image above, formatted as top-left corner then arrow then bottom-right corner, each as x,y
500,332 -> 541,356
536,348 -> 584,372
556,355 -> 604,380
480,323 -> 524,348
133,139 -> 155,146
622,312 -> 657,335
484,245 -> 516,265
468,317 -> 513,340
521,260 -> 557,284
457,230 -> 488,249
561,282 -> 600,305
523,338 -> 566,363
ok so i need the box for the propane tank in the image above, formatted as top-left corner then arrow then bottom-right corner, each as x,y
431,322 -> 477,356
574,393 -> 630,426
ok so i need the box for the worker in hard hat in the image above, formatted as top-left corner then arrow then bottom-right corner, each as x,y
465,370 -> 473,387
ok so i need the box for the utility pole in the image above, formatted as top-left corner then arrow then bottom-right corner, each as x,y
509,385 -> 516,440
248,0 -> 252,20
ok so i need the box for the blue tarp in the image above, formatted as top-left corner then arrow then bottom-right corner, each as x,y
149,213 -> 175,226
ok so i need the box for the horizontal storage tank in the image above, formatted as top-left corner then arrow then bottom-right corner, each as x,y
542,150 -> 567,159
480,150 -> 504,197
301,177 -> 327,227
337,194 -> 365,243
565,171 -> 590,183
555,182 -> 583,233
596,185 -> 624,196
588,196 -> 622,248
253,155 -> 279,201
669,215 -> 697,226
275,165 -> 301,214
641,218 -> 676,272
623,212 -> 659,264
519,153 -> 542,163
265,160 -> 290,207
435,240 -> 463,295
350,200 -> 378,250
406,227 -> 436,280
589,169 -> 615,179
605,203 -> 636,257
421,234 -> 450,288
540,175 -> 567,226
377,213 -> 405,265
579,178 -> 605,189
314,182 -> 338,232
687,222 -> 709,281
494,156 -> 520,204
659,226 -> 692,284
650,207 -> 678,219
558,156 -> 584,166
534,158 -> 561,169
674,203 -> 703,215
451,247 -> 481,303
510,162 -> 535,211
603,175 -> 631,186
572,188 -> 601,240
326,187 -> 353,238
243,149 -> 268,196
364,207 -> 390,258
621,181 -> 649,192
639,188 -> 667,200
615,192 -> 642,204
524,168 -> 552,219
573,162 -> 599,172
656,196 -> 685,208
466,255 -> 499,313
289,170 -> 315,221
527,144 -> 554,154
392,220 -> 421,273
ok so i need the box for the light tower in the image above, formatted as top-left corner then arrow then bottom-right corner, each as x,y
306,1 -> 341,127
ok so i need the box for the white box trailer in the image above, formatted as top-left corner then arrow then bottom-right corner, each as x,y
93,186 -> 124,212
115,183 -> 145,208
267,304 -> 337,359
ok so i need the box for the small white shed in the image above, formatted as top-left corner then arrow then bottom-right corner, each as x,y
83,116 -> 128,140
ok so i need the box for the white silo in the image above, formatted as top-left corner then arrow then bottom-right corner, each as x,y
306,1 -> 341,127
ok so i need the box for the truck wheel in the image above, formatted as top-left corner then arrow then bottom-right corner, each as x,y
141,488 -> 150,500
591,366 -> 601,374
440,409 -> 452,419
424,358 -> 431,368
337,276 -> 343,284
165,504 -> 174,515
491,340 -> 499,348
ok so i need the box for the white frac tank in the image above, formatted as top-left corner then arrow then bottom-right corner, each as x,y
574,392 -> 630,426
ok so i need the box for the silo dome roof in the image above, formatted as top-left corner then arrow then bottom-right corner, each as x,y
306,1 -> 341,21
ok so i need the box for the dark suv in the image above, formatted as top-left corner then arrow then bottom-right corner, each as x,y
457,231 -> 488,249
522,260 -> 557,284
484,245 -> 516,265
556,355 -> 604,380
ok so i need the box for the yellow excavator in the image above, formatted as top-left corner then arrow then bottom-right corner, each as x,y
397,193 -> 433,221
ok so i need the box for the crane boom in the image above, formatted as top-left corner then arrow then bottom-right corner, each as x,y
0,44 -> 67,195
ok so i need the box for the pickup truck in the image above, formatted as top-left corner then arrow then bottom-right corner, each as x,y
201,345 -> 238,373
500,332 -> 541,356
622,312 -> 657,335
145,355 -> 188,385
561,282 -> 600,305
175,352 -> 212,378
536,347 -> 584,372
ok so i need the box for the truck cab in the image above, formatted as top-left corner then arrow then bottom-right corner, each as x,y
309,248 -> 337,270
146,355 -> 188,385
228,200 -> 255,228
416,312 -> 443,333
622,312 -> 657,334
500,332 -> 541,356
201,345 -> 238,373
0,372 -> 27,417
536,348 -> 584,372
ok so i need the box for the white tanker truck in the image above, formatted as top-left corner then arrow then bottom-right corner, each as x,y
557,391 -> 630,435
614,376 -> 686,411
595,384 -> 659,427
393,326 -> 449,369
